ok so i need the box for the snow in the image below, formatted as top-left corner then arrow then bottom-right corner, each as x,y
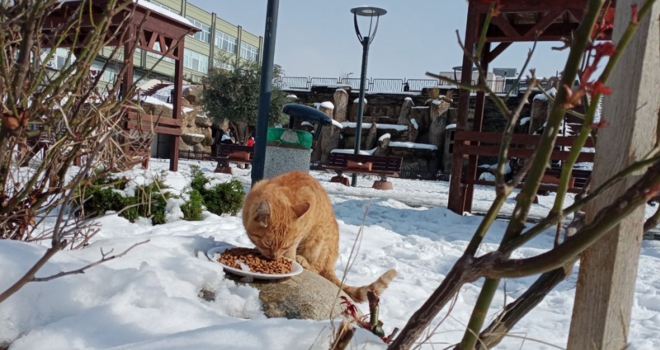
353,98 -> 368,104
58,0 -> 192,28
300,121 -> 313,127
331,119 -> 343,129
313,102 -> 321,110
520,117 -> 531,125
378,133 -> 391,141
478,162 -> 512,174
286,94 -> 298,99
431,99 -> 444,105
183,133 -> 206,138
479,172 -> 496,181
140,95 -> 194,113
404,97 -> 413,102
335,88 -> 346,93
341,122 -> 408,131
533,87 -> 557,101
320,101 -> 334,110
388,142 -> 438,151
410,118 -> 418,130
1,159 -> 659,350
446,123 -> 457,130
330,148 -> 376,156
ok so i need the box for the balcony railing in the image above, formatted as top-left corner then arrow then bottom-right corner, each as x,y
273,76 -> 518,94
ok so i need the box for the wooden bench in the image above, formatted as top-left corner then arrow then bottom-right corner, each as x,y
213,144 -> 254,174
452,131 -> 594,195
320,152 -> 403,190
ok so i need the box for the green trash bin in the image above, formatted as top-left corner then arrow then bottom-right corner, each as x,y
262,104 -> 333,180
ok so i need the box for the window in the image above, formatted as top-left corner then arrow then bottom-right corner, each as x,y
147,42 -> 175,63
184,49 -> 208,73
213,60 -> 234,72
186,17 -> 211,43
149,1 -> 180,14
215,31 -> 237,54
240,42 -> 259,62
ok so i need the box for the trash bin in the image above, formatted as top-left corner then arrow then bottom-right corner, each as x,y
263,103 -> 332,179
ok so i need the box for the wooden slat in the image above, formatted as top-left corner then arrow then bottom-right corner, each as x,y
127,121 -> 182,136
455,144 -> 595,162
128,112 -> 182,126
454,131 -> 595,147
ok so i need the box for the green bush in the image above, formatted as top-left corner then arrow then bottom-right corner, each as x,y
189,165 -> 244,216
181,189 -> 204,221
203,180 -> 244,216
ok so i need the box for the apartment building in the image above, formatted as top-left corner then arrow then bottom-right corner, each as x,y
47,0 -> 264,85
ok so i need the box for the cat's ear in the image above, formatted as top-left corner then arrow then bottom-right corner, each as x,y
291,202 -> 310,219
255,200 -> 270,227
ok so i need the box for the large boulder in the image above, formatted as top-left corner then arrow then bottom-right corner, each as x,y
230,270 -> 357,320
181,133 -> 205,145
195,115 -> 213,128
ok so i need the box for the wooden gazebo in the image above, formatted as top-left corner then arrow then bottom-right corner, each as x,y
448,0 -> 615,214
43,0 -> 199,171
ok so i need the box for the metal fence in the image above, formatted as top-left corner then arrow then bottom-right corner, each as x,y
273,76 -> 511,93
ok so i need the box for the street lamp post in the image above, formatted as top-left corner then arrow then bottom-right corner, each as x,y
350,6 -> 386,187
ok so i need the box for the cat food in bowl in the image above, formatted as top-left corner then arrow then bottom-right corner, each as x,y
218,247 -> 292,274
207,245 -> 303,280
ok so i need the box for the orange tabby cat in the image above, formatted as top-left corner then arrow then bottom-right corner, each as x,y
242,170 -> 396,303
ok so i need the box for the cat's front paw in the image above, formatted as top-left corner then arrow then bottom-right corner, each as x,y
295,255 -> 311,269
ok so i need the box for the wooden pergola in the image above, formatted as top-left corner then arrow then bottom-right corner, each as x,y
43,0 -> 199,172
448,0 -> 615,214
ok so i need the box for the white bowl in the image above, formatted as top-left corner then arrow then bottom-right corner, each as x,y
207,245 -> 303,280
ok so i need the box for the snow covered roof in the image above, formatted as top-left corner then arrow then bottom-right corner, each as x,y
58,0 -> 196,29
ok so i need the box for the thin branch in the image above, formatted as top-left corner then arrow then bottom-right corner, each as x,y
31,240 -> 149,282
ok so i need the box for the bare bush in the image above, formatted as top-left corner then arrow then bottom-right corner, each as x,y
0,0 -> 159,303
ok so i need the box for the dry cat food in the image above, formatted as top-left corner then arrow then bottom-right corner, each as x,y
217,247 -> 292,274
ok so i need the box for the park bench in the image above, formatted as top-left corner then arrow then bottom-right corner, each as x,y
213,144 -> 254,174
320,152 -> 403,190
452,131 -> 594,195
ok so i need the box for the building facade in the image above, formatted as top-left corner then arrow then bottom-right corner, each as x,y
47,0 -> 263,85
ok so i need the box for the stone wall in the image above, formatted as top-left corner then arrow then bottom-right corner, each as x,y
286,87 -> 540,178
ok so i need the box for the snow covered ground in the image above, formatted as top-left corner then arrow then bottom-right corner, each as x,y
1,159 -> 659,350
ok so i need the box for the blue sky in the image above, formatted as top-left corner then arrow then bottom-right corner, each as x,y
189,0 -> 570,79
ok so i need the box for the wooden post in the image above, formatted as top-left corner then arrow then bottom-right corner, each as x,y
448,3 -> 478,214
122,27 -> 135,160
464,42 -> 490,213
170,39 -> 184,172
567,2 -> 660,349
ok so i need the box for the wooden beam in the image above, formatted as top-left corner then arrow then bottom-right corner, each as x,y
487,42 -> 512,62
567,1 -> 660,349
170,38 -> 185,172
448,2 -> 479,214
491,14 -> 521,38
464,42 -> 491,213
522,10 -> 565,38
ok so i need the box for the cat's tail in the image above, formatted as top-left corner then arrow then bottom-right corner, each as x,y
324,269 -> 397,303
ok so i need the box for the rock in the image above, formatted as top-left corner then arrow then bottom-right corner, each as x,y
374,135 -> 390,156
183,85 -> 203,105
429,99 -> 451,154
181,98 -> 192,108
364,121 -> 378,150
397,98 -> 413,125
231,270 -> 357,320
333,89 -> 349,122
316,102 -> 339,163
181,133 -> 205,145
195,115 -> 213,128
142,101 -> 172,118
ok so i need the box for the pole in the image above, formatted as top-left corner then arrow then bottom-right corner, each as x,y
251,0 -> 280,187
351,36 -> 370,187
